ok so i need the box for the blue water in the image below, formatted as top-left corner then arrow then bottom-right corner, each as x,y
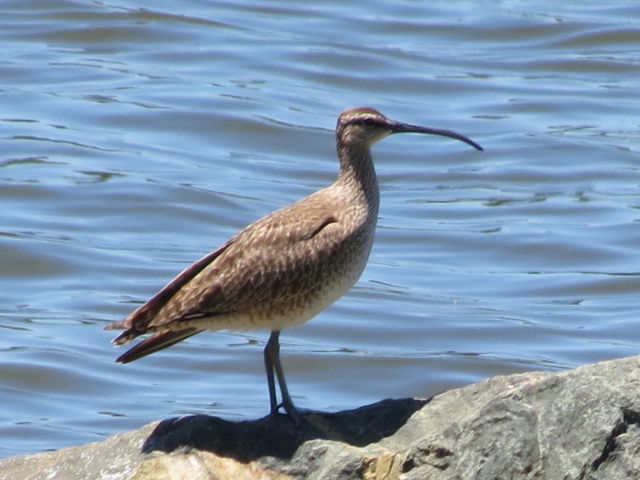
1,0 -> 640,457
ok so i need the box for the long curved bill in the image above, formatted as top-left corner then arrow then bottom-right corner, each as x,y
391,121 -> 483,151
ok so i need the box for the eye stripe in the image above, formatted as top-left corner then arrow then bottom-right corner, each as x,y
340,114 -> 382,128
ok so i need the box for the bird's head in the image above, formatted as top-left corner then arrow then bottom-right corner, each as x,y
336,107 -> 483,152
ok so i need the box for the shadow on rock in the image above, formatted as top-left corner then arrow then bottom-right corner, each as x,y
142,397 -> 428,462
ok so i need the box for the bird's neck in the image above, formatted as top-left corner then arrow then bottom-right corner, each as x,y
335,141 -> 380,213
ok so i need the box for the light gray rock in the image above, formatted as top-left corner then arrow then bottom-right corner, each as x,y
2,355 -> 640,480
0,422 -> 157,480
397,358 -> 640,479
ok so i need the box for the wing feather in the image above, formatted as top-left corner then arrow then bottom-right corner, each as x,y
115,328 -> 202,363
106,187 -> 367,348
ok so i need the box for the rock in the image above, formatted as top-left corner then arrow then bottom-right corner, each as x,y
2,355 -> 640,480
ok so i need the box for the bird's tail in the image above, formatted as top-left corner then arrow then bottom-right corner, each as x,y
114,328 -> 203,363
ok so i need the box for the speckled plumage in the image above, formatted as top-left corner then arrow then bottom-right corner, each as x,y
105,107 -> 482,420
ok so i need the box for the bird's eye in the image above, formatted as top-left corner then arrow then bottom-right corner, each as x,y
362,118 -> 377,126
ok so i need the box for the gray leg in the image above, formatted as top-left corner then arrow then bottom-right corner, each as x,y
264,331 -> 279,414
264,330 -> 300,423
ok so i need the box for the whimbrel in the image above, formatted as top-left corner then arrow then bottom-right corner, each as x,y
105,107 -> 483,422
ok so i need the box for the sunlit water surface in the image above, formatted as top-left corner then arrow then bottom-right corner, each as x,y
1,0 -> 639,456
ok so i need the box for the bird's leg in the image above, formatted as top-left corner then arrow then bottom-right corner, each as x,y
264,330 -> 279,415
265,330 -> 301,424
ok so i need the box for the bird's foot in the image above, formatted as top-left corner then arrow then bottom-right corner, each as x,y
270,401 -> 321,426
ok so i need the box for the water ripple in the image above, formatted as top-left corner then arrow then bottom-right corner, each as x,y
1,0 -> 639,457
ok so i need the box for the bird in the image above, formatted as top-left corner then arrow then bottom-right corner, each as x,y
105,107 -> 483,423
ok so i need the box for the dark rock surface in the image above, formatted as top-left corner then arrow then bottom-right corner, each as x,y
2,355 -> 640,480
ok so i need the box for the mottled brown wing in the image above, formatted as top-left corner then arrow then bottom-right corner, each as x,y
106,190 -> 357,343
141,197 -> 347,328
104,240 -> 232,340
